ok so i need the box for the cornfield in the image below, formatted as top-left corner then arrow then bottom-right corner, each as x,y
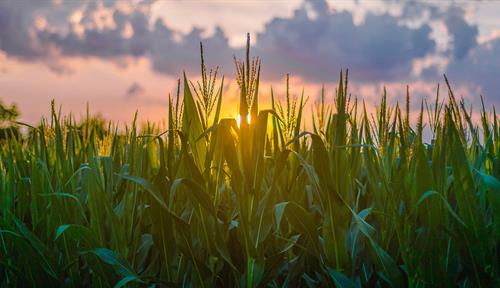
1,38 -> 500,287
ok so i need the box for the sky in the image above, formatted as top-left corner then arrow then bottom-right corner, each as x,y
1,0 -> 500,125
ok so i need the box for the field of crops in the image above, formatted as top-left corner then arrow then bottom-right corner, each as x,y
2,42 -> 500,287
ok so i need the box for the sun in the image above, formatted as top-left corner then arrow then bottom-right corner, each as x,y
237,113 -> 251,128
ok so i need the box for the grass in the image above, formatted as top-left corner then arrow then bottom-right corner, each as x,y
1,36 -> 500,287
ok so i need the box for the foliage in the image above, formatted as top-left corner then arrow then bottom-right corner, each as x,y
1,39 -> 500,287
0,99 -> 20,139
0,99 -> 19,123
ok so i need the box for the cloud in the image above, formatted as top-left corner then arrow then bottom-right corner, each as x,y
254,1 -> 436,82
400,1 -> 441,20
125,82 -> 145,99
38,3 -> 151,59
0,0 -> 49,59
124,81 -> 170,106
149,25 -> 235,76
444,38 -> 500,102
415,5 -> 500,104
33,0 -> 236,77
0,0 -> 438,83
444,6 -> 478,59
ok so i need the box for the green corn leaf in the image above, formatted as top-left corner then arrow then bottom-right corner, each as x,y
274,202 -> 320,255
88,248 -> 142,287
13,217 -> 58,280
117,173 -> 189,228
417,190 -> 467,227
170,178 -> 217,218
182,72 -> 206,168
55,224 -> 98,247
326,267 -> 355,288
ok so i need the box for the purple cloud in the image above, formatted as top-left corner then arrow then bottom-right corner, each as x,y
125,82 -> 145,99
444,6 -> 478,59
253,2 -> 436,82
